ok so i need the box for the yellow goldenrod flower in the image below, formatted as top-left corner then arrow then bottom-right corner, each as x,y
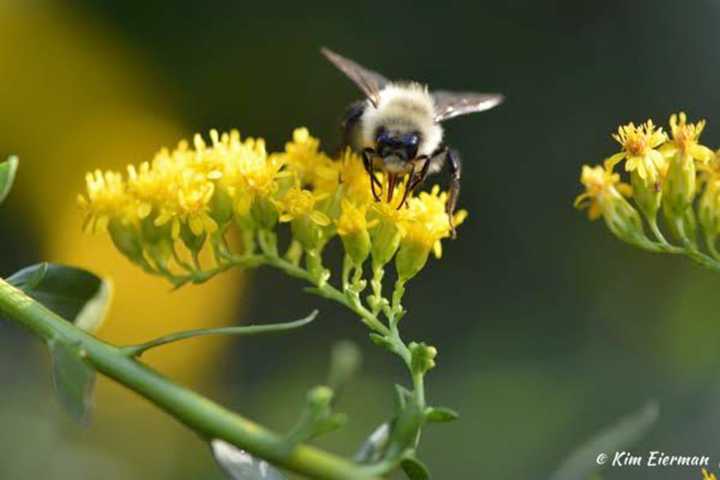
662,112 -> 714,165
574,165 -> 631,220
575,165 -> 653,248
404,186 -> 466,259
336,199 -> 377,264
395,186 -> 467,280
661,113 -> 713,227
276,186 -> 331,250
153,170 -> 218,239
277,128 -> 337,192
78,169 -> 135,233
81,126 -> 467,282
338,148 -> 376,206
277,186 -> 330,226
605,120 -> 667,184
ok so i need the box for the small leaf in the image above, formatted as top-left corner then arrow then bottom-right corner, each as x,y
385,397 -> 424,459
394,384 -> 412,414
122,310 -> 317,357
368,333 -> 393,350
354,422 -> 391,464
401,456 -> 431,480
425,406 -> 459,423
49,341 -> 95,425
550,402 -> 659,480
0,155 -> 18,205
8,263 -> 111,333
211,440 -> 287,480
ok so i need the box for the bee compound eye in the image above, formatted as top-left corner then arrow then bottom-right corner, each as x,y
375,127 -> 388,142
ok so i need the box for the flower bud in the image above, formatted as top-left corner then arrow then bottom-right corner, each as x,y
107,219 -> 145,265
291,216 -> 324,250
209,184 -> 234,225
371,219 -> 402,267
409,342 -> 438,375
307,385 -> 334,409
602,194 -> 653,248
630,169 -> 661,222
699,179 -> 720,241
250,196 -> 278,230
663,152 -> 696,218
395,240 -> 430,282
336,200 -> 373,265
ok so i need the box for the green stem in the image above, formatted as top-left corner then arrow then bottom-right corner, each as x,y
0,278 -> 379,480
120,311 -> 318,358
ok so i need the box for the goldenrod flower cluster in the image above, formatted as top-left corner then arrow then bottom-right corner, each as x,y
575,112 -> 720,264
79,128 -> 466,283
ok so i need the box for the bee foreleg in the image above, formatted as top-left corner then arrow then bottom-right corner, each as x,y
397,163 -> 416,210
445,148 -> 462,238
362,147 -> 382,202
407,155 -> 431,193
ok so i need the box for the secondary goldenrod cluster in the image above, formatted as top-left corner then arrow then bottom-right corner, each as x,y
575,112 -> 720,269
79,127 -> 465,285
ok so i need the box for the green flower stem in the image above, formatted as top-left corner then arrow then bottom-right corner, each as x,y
0,278 -> 381,480
639,235 -> 720,272
120,311 -> 318,358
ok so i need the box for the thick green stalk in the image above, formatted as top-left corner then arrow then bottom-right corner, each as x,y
0,278 -> 379,480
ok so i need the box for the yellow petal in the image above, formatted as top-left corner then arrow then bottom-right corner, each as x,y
604,152 -> 626,171
691,144 -> 714,164
310,211 -> 331,226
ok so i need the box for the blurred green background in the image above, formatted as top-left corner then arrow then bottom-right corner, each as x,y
2,0 -> 720,478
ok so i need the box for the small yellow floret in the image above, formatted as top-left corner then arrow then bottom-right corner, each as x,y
277,186 -> 330,226
606,120 -> 667,184
662,112 -> 714,165
574,165 -> 631,220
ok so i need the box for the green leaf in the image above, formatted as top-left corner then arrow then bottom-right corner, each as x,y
8,263 -> 111,333
211,440 -> 287,480
0,155 -> 18,205
49,341 -> 96,425
550,402 -> 659,480
425,406 -> 459,423
354,422 -> 391,464
122,310 -> 317,357
401,456 -> 431,480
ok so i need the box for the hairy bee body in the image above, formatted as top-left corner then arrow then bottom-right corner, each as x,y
322,47 -> 504,232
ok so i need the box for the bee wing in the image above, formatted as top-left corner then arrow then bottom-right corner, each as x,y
321,47 -> 389,108
432,91 -> 504,122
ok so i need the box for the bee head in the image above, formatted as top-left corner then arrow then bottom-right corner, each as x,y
375,127 -> 420,161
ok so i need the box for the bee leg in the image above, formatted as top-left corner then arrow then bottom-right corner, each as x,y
387,173 -> 398,203
397,164 -> 416,210
445,148 -> 462,238
407,155 -> 431,193
362,148 -> 382,202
